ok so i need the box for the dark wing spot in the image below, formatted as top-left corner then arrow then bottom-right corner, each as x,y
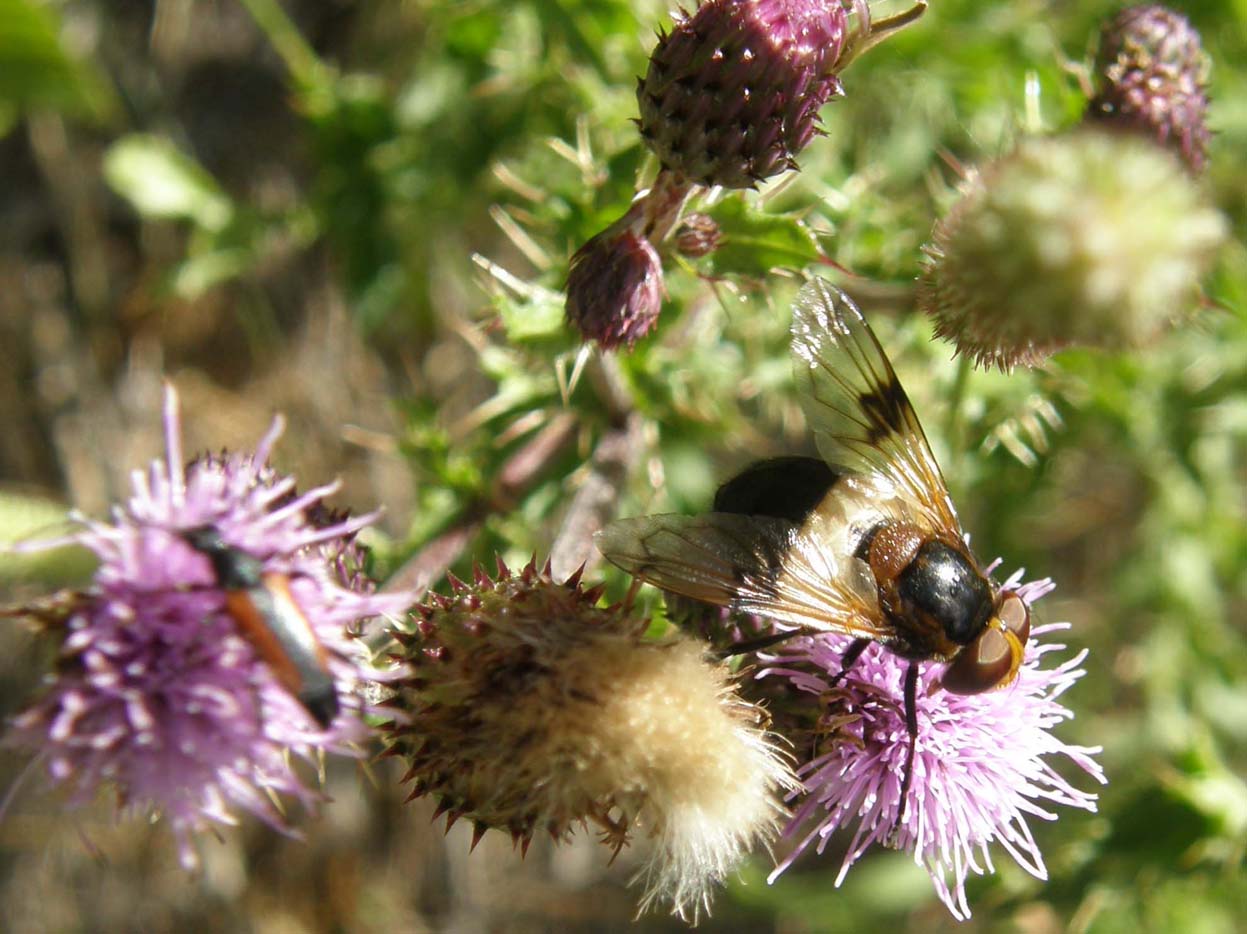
857,376 -> 909,444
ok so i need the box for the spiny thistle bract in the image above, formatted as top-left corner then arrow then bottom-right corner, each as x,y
918,129 -> 1226,370
1087,4 -> 1210,174
380,557 -> 798,921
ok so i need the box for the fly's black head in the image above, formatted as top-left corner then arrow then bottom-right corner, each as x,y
895,539 -> 993,646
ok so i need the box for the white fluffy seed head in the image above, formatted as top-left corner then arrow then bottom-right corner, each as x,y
572,637 -> 798,921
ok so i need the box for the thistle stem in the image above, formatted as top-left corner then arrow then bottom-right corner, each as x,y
943,353 -> 972,477
236,0 -> 329,90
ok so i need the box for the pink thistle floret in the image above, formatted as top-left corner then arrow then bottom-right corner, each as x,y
760,573 -> 1105,919
5,385 -> 412,867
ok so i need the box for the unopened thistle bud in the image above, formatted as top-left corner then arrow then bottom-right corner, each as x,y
919,129 -> 1226,370
381,559 -> 796,921
638,0 -> 926,189
674,212 -> 723,258
568,2 -> 926,347
566,228 -> 664,348
1087,4 -> 1210,173
565,171 -> 691,350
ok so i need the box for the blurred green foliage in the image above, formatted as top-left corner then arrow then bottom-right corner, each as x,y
0,0 -> 115,128
1,0 -> 1244,931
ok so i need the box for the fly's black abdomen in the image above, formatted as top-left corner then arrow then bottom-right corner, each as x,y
713,456 -> 840,523
896,540 -> 993,645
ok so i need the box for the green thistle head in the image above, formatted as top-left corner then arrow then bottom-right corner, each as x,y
919,130 -> 1226,369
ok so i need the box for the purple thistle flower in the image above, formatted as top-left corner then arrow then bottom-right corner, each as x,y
5,385 -> 411,868
759,572 -> 1104,919
637,0 -> 927,189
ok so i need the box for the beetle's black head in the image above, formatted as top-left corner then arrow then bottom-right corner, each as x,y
180,525 -> 263,589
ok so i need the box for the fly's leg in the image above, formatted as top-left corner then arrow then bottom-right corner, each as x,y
887,660 -> 921,845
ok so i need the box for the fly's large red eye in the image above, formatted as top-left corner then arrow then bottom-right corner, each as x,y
997,592 -> 1030,645
939,593 -> 1030,695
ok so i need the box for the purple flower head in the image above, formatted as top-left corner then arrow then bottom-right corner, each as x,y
639,0 -> 848,189
6,385 -> 412,867
637,0 -> 926,188
1087,4 -> 1210,173
759,572 -> 1104,919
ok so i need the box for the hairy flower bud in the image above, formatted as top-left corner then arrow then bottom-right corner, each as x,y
566,228 -> 664,348
565,171 -> 692,350
919,130 -> 1226,370
381,559 -> 796,920
637,0 -> 925,189
1087,4 -> 1210,173
674,212 -> 724,258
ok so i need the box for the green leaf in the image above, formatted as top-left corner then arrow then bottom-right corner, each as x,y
171,248 -> 255,298
0,0 -> 116,121
0,491 -> 95,585
103,135 -> 235,232
701,197 -> 828,278
497,291 -> 566,343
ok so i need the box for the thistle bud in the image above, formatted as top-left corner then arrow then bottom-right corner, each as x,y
638,1 -> 924,189
381,558 -> 796,920
919,130 -> 1226,370
566,227 -> 664,349
565,171 -> 691,350
674,212 -> 723,258
1087,4 -> 1210,173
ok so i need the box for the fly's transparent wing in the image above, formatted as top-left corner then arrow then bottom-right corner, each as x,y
597,513 -> 889,638
790,278 -> 962,537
